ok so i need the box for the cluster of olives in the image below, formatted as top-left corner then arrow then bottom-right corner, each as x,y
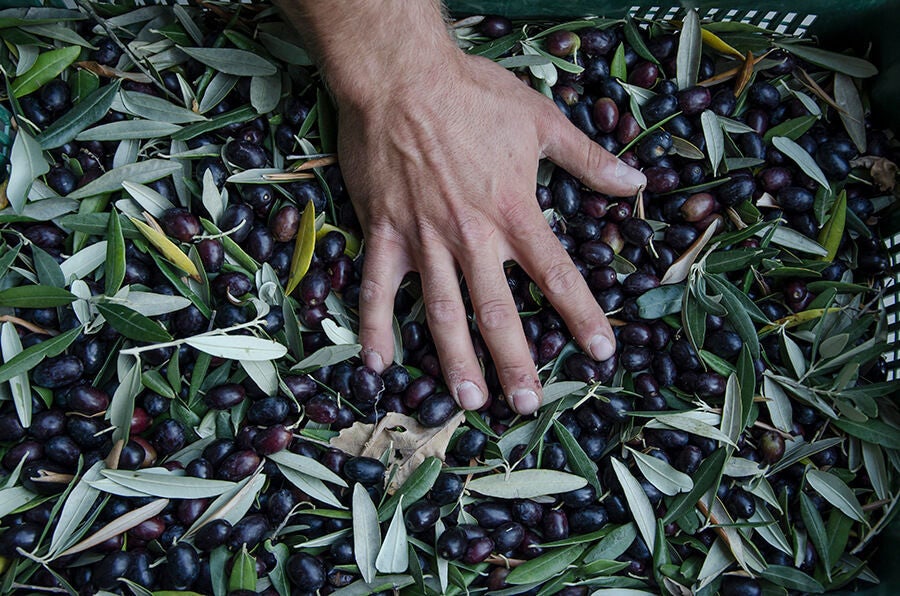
0,7 -> 895,596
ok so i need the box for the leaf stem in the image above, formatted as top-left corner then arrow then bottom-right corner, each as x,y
119,318 -> 268,355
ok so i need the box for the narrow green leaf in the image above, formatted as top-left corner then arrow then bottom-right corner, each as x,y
763,115 -> 818,143
552,420 -> 601,495
675,9 -> 701,89
375,496 -> 408,574
760,565 -> 825,593
179,46 -> 277,76
610,43 -> 627,80
663,449 -> 727,524
584,523 -> 637,563
37,81 -> 120,149
0,324 -> 82,385
623,16 -> 658,64
775,41 -> 877,78
105,208 -> 126,295
7,128 -> 50,213
627,446 -> 693,495
352,483 -> 380,584
467,470 -> 587,499
228,546 -> 257,592
833,73 -> 866,153
0,322 -> 31,427
772,136 -> 830,189
96,302 -> 173,343
68,159 -> 181,199
378,457 -> 441,522
701,110 -> 724,176
611,458 -> 656,552
806,469 -> 866,524
800,492 -> 831,580
0,285 -> 75,308
11,45 -> 80,97
818,190 -> 847,262
506,544 -> 587,585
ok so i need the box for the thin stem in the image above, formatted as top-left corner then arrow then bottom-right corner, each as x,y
119,318 -> 267,356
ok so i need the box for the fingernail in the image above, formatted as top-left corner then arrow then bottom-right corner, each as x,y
589,335 -> 615,361
615,160 -> 646,190
362,349 -> 385,373
456,381 -> 485,410
511,389 -> 540,415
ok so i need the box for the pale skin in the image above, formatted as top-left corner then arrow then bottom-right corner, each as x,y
277,1 -> 646,415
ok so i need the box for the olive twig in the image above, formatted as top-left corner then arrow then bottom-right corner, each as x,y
119,318 -> 268,356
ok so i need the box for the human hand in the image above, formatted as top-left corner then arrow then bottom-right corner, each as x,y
332,49 -> 645,415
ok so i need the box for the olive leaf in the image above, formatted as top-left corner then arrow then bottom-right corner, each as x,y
800,492 -> 832,580
267,451 -> 348,488
199,72 -> 239,114
760,565 -> 825,593
805,469 -> 866,524
0,285 -> 75,308
6,127 -> 49,213
70,158 -> 180,199
10,45 -> 80,97
818,190 -> 847,262
120,89 -> 206,124
285,201 -> 316,295
57,498 -> 169,557
48,462 -> 105,557
378,457 -> 441,522
551,420 -> 602,495
663,448 -> 727,524
251,73 -> 282,114
375,496 -> 409,574
180,46 -> 277,76
610,42 -> 627,80
660,220 -> 720,284
506,544 -> 588,585
37,81 -> 120,150
185,471 -> 266,537
186,335 -> 288,362
293,343 -> 362,371
352,483 -> 380,584
700,110 -> 724,176
626,446 -> 692,495
772,136 -> 830,189
584,523 -> 637,563
0,324 -> 82,385
59,241 -> 107,284
108,355 -> 142,443
675,9 -> 701,90
721,373 -> 742,446
0,322 -> 31,427
105,207 -> 125,295
468,470 -> 588,499
96,302 -> 172,342
75,120 -> 182,141
278,465 -> 346,509
775,41 -> 878,78
229,546 -> 257,592
636,284 -> 684,318
610,458 -> 656,552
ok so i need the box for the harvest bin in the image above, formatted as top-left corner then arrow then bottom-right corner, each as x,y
2,1 -> 898,594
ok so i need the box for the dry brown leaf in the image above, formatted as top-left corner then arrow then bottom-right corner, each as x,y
796,68 -> 843,114
292,155 -> 338,172
660,218 -> 721,284
75,61 -> 153,83
698,50 -> 771,88
330,411 -> 465,492
850,156 -> 898,191
733,51 -> 755,97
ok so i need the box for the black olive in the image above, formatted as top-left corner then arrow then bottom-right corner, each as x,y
286,553 -> 326,590
568,505 -> 609,533
705,330 -> 744,359
419,392 -> 458,427
226,514 -> 270,551
429,472 -> 464,505
204,383 -> 246,410
716,176 -> 756,207
343,456 -> 386,486
726,488 -> 756,519
436,526 -> 468,560
151,419 -> 186,455
225,140 -> 268,169
166,543 -> 200,589
405,500 -> 441,533
642,94 -> 678,125
216,450 -> 261,481
32,355 -> 83,388
777,187 -> 814,213
247,397 -> 290,426
471,502 -> 513,529
93,551 -> 132,591
721,576 -> 762,596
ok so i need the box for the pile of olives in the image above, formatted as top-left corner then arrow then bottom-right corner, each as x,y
0,5 -> 896,596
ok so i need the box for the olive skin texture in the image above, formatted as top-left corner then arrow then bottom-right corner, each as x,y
437,527 -> 468,560
419,392 -> 458,427
287,553 -> 326,590
405,500 -> 441,533
226,514 -> 269,551
343,457 -> 386,486
32,355 -> 83,388
225,140 -> 268,169
92,552 -> 132,590
204,383 -> 245,410
166,544 -> 200,589
194,519 -> 232,551
430,473 -> 464,505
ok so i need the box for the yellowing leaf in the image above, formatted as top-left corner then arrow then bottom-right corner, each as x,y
817,191 -> 847,261
761,308 -> 841,333
285,201 -> 316,295
316,222 -> 360,258
129,217 -> 201,281
701,28 -> 744,59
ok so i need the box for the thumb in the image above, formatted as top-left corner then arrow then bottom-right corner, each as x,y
541,108 -> 646,196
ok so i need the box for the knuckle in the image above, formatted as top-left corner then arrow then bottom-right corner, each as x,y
450,213 -> 494,252
541,260 -> 582,297
426,296 -> 464,326
359,277 -> 388,307
476,297 -> 516,332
